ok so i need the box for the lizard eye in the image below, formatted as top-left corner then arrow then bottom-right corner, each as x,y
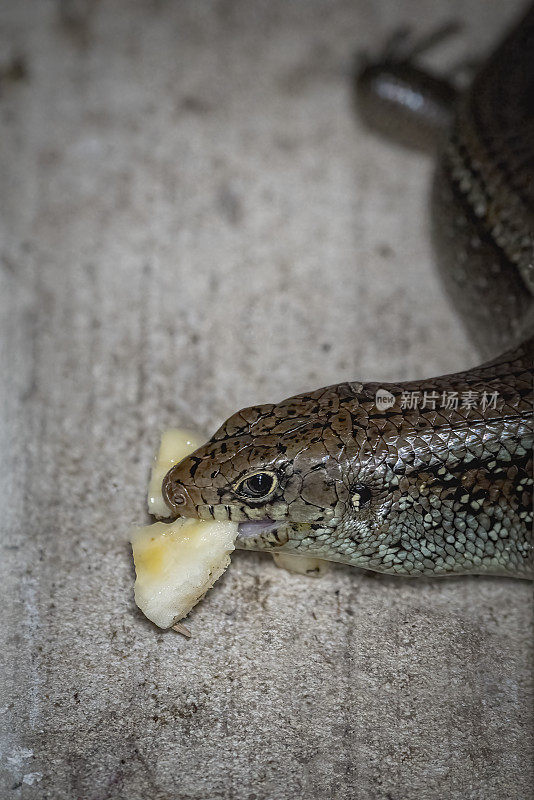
234,471 -> 278,500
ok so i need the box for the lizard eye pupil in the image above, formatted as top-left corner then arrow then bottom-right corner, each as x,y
236,472 -> 277,499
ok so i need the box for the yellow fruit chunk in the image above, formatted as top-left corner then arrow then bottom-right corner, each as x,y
130,516 -> 238,629
272,552 -> 329,577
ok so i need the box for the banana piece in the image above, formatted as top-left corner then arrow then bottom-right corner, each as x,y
272,552 -> 330,577
130,428 -> 239,630
130,517 -> 238,629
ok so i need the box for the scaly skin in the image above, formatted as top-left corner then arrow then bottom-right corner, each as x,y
431,5 -> 534,356
163,8 -> 534,578
163,340 -> 533,577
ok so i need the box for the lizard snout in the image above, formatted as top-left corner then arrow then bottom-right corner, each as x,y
162,466 -> 198,517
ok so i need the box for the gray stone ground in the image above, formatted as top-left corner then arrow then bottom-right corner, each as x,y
1,1 -> 532,798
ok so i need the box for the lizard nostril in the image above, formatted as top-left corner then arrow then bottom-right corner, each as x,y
163,473 -> 189,511
170,488 -> 186,506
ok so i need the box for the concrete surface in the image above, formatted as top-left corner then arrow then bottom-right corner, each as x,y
1,1 -> 532,798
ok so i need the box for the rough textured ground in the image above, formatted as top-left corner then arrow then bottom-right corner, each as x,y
0,1 -> 532,799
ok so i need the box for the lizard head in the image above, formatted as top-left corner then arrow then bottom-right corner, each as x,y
162,384 -> 395,565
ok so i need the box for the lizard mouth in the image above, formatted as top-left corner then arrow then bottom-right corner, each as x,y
237,518 -> 289,546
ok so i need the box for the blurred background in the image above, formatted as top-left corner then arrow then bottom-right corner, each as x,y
1,2 -> 531,799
